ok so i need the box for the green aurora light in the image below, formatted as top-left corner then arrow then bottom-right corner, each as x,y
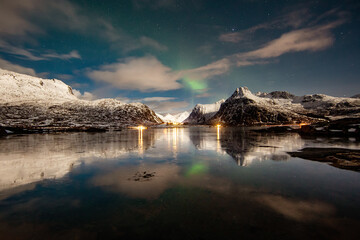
186,163 -> 208,176
184,78 -> 207,91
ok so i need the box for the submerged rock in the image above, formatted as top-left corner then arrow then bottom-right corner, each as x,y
128,171 -> 156,182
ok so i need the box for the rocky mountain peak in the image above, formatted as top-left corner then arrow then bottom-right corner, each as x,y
230,87 -> 253,99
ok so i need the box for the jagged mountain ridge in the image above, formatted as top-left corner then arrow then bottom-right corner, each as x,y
0,68 -> 162,129
157,111 -> 190,123
187,87 -> 360,126
184,99 -> 225,124
212,87 -> 360,125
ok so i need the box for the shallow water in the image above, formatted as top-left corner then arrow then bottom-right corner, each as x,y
0,127 -> 359,239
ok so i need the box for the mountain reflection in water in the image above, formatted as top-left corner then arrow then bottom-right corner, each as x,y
0,127 -> 359,239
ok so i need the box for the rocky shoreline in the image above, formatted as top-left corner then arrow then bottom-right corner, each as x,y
288,148 -> 360,171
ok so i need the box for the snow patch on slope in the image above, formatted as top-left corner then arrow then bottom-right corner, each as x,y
0,68 -> 162,127
157,111 -> 190,123
0,68 -> 77,103
211,86 -> 360,125
184,99 -> 225,124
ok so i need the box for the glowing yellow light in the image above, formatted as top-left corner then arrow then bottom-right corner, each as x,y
137,126 -> 144,155
299,123 -> 309,127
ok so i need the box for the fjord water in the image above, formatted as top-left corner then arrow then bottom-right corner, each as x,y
0,127 -> 359,239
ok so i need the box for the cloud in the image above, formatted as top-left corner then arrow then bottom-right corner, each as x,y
73,89 -> 97,101
145,101 -> 189,114
88,8 -> 346,92
219,32 -> 245,43
219,8 -> 312,43
42,50 -> 81,60
99,21 -> 167,53
141,97 -> 176,102
195,92 -> 211,98
0,0 -> 166,60
0,39 -> 82,60
53,74 -> 74,81
233,20 -> 343,65
87,56 -> 182,92
0,0 -> 43,38
212,9 -> 347,71
0,40 -> 44,61
180,58 -> 231,80
114,95 -> 188,113
0,58 -> 36,76
257,195 -> 335,222
115,96 -> 131,103
91,163 -> 181,200
0,0 -> 88,39
87,55 -> 232,92
139,36 -> 168,51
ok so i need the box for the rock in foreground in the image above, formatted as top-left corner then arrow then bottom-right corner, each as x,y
289,148 -> 360,171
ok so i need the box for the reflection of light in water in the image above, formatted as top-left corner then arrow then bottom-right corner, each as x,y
167,128 -> 171,149
216,125 -> 221,153
173,128 -> 177,148
138,127 -> 144,155
132,125 -> 147,130
172,128 -> 178,158
216,124 -> 221,140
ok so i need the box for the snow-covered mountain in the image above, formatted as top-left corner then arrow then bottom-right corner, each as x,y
157,111 -> 190,123
183,99 -> 225,124
209,87 -> 360,126
0,69 -> 77,103
0,68 -> 162,129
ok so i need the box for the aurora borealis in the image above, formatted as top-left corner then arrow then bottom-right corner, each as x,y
0,0 -> 359,113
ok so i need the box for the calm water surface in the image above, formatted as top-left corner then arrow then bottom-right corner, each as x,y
0,127 -> 359,239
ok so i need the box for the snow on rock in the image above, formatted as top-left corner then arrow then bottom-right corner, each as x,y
0,68 -> 77,103
158,111 -> 190,123
184,99 -> 225,124
209,87 -> 360,126
256,91 -> 295,99
0,68 -> 162,128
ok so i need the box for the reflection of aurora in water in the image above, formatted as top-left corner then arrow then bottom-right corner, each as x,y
0,127 -> 360,239
186,163 -> 208,176
1,127 -> 359,195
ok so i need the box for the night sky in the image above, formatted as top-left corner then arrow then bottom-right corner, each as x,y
0,0 -> 359,113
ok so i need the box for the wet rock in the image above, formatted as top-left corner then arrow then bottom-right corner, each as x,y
128,171 -> 156,182
252,126 -> 294,133
288,148 -> 360,171
300,125 -> 316,134
0,126 -> 7,136
298,118 -> 360,139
